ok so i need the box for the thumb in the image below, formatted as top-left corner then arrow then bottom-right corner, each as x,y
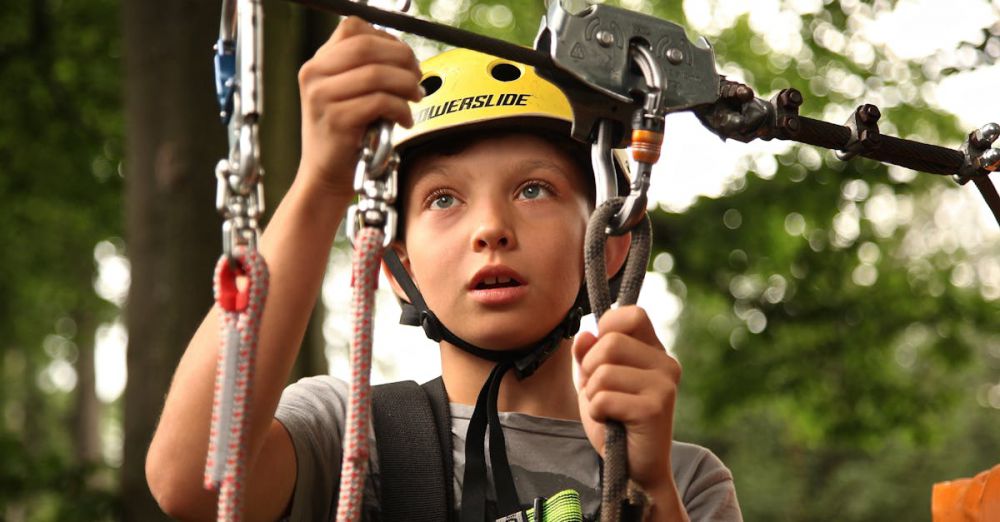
573,332 -> 598,385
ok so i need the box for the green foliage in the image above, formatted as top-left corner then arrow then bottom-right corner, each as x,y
649,1 -> 1000,520
0,0 -> 122,518
423,1 -> 1000,519
421,0 -> 1000,518
4,0 -> 999,520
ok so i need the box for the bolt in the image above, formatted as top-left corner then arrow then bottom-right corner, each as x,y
735,84 -> 754,103
779,116 -> 800,134
666,48 -> 684,64
720,81 -> 754,103
972,123 -> 1000,148
778,89 -> 803,109
980,148 -> 1000,172
860,129 -> 881,147
858,104 -> 881,124
364,209 -> 386,227
596,30 -> 614,47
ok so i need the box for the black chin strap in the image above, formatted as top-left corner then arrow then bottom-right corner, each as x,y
384,250 -> 583,378
383,250 -> 583,519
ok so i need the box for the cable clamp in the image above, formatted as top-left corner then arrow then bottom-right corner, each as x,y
835,104 -> 882,161
955,123 -> 1000,185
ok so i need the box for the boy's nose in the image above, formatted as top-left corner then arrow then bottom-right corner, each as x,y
471,220 -> 516,251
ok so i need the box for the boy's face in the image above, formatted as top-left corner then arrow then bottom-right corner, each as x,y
396,134 -> 591,350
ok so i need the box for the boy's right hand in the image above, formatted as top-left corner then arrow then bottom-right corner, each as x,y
297,16 -> 423,199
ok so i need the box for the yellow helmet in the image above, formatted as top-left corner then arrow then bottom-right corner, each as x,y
393,47 -> 575,149
393,47 -> 629,200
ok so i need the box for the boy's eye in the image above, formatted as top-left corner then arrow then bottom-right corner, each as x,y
518,182 -> 552,200
429,193 -> 456,210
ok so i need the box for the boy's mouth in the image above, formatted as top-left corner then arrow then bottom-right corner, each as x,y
468,266 -> 526,291
474,276 -> 522,290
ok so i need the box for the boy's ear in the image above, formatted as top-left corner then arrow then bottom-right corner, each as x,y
381,242 -> 414,303
604,231 -> 632,278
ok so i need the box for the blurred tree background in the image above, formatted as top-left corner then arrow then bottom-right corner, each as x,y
1,0 -> 998,520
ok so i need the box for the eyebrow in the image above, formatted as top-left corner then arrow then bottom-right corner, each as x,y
510,158 -> 573,177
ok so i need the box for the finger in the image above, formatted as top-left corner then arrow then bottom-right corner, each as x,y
330,91 -> 415,130
583,364 -> 657,401
573,331 -> 598,364
596,306 -> 660,347
327,16 -> 380,44
310,34 -> 420,77
578,331 -> 661,377
587,390 -> 653,424
310,65 -> 423,103
572,332 -> 598,385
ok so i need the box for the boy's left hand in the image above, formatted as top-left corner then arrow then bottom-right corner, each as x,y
573,305 -> 681,497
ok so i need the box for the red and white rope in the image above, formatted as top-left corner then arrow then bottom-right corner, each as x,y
335,227 -> 385,522
205,250 -> 269,522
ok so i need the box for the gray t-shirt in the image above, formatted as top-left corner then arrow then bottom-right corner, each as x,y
275,375 -> 742,521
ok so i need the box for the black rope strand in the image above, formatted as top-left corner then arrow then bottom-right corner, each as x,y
289,0 -> 553,70
583,198 -> 652,522
973,177 -> 1000,227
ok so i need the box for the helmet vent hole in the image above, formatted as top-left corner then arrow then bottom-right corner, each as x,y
421,75 -> 443,96
490,63 -> 521,82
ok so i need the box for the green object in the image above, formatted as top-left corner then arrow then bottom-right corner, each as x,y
524,489 -> 584,522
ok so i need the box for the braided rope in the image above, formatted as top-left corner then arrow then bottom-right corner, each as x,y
583,198 -> 652,522
205,250 -> 269,522
335,226 -> 385,522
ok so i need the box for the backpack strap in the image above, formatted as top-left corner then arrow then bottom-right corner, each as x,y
422,377 -> 456,517
372,377 -> 454,521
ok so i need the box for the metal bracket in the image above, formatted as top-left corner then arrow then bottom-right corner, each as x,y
955,123 -> 1000,185
835,104 -> 881,161
694,83 -> 804,143
770,88 -> 803,140
534,0 -> 719,147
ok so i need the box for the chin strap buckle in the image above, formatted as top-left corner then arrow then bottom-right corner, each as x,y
419,310 -> 444,342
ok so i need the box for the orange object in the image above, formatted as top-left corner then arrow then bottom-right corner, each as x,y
932,464 -> 1000,521
630,129 -> 663,164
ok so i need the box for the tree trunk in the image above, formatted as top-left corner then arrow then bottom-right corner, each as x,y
121,2 -> 328,518
121,0 -> 223,519
73,310 -> 102,465
263,1 -> 337,380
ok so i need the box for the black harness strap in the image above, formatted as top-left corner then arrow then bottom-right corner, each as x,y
372,378 -> 455,521
423,377 -> 457,519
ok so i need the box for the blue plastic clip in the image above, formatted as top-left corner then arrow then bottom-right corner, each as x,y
214,38 -> 236,125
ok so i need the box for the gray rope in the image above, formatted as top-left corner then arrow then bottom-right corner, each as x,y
583,197 -> 652,522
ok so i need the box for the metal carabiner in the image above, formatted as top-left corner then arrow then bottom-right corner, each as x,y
348,123 -> 399,248
592,119 -> 620,208
214,0 -> 266,260
608,43 -> 667,235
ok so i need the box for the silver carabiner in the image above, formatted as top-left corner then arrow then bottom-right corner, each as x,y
592,119 -> 619,208
349,122 -> 399,248
609,43 -> 667,235
214,0 -> 266,259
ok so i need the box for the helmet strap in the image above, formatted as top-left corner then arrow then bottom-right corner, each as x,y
383,249 -> 584,518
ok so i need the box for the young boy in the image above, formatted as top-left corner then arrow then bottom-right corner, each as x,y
146,17 -> 741,522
